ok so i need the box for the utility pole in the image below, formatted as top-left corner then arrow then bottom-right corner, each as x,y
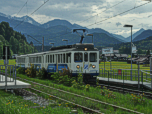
27,35 -> 44,52
5,46 -> 7,91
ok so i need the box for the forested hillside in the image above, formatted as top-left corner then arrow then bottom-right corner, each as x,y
0,21 -> 38,58
96,36 -> 152,54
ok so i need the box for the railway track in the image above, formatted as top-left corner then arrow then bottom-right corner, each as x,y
15,76 -> 144,114
0,72 -> 146,114
97,83 -> 152,99
13,88 -> 99,114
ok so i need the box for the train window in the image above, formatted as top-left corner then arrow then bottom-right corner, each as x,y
53,55 -> 54,63
61,54 -> 62,63
39,57 -> 41,63
90,53 -> 97,62
58,54 -> 60,63
66,53 -> 71,63
63,54 -> 65,63
84,52 -> 88,62
50,55 -> 52,63
74,53 -> 83,62
48,55 -> 49,63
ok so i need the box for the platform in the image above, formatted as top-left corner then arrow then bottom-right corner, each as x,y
0,75 -> 31,89
97,76 -> 152,90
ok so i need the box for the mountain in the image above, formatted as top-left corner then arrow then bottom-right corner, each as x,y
111,33 -> 126,42
40,19 -> 74,29
0,12 -> 7,17
0,12 -> 123,47
133,29 -> 152,42
124,28 -> 145,42
12,15 -> 41,26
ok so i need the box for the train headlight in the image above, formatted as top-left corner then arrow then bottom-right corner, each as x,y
76,65 -> 80,69
84,48 -> 87,51
92,65 -> 96,69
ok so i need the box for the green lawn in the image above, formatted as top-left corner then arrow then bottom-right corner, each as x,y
99,61 -> 150,70
0,59 -> 16,65
99,61 -> 151,82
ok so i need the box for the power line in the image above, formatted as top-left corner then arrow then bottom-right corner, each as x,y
14,0 -> 49,29
10,0 -> 28,23
26,0 -> 28,15
86,1 -> 151,27
78,0 -> 127,24
47,32 -> 72,41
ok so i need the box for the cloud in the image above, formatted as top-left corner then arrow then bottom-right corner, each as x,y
0,0 -> 151,37
116,22 -> 121,27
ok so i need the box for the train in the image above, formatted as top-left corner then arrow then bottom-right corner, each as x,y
16,29 -> 99,83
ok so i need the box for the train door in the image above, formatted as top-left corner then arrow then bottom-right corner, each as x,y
83,52 -> 89,73
42,55 -> 44,68
56,54 -> 58,72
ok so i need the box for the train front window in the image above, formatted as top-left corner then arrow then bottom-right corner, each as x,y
90,53 -> 97,62
74,53 -> 83,62
84,52 -> 88,62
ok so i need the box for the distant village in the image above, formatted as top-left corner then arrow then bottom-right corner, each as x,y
100,50 -> 152,65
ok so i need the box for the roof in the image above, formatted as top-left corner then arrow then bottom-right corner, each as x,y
121,54 -> 128,57
104,54 -> 114,56
113,50 -> 119,52
135,57 -> 148,62
127,58 -> 137,61
115,54 -> 121,57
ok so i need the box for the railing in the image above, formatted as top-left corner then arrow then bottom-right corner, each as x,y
0,64 -> 17,90
99,68 -> 152,89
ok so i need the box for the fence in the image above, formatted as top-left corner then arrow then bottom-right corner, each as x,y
0,65 -> 17,90
99,68 -> 152,89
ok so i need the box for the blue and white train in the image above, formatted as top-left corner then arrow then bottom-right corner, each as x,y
16,43 -> 99,83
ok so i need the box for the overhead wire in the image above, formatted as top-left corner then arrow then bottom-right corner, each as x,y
15,0 -> 150,47
26,0 -> 28,16
10,0 -> 28,23
78,0 -> 127,24
86,1 -> 151,27
14,0 -> 49,29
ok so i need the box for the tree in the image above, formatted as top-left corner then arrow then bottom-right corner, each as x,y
146,49 -> 150,55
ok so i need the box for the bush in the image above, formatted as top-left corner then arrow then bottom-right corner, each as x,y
131,93 -> 146,105
25,64 -> 36,78
17,67 -> 25,74
85,84 -> 90,92
36,67 -> 46,79
59,67 -> 72,77
96,78 -> 101,89
100,86 -> 116,99
51,71 -> 75,87
71,73 -> 85,90
7,66 -> 14,73
51,72 -> 60,83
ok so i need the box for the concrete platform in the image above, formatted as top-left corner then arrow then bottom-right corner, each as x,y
97,76 -> 152,90
0,75 -> 31,89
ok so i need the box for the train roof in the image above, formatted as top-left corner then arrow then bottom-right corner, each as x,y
17,43 -> 98,57
50,43 -> 94,50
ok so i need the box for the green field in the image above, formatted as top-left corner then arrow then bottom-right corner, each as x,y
99,61 -> 151,83
99,61 -> 150,70
0,59 -> 16,65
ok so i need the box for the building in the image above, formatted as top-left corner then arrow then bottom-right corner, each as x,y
12,54 -> 18,59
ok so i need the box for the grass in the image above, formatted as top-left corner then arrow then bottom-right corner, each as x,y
99,61 -> 150,70
99,61 -> 152,83
13,73 -> 152,114
0,89 -> 85,114
1,60 -> 152,113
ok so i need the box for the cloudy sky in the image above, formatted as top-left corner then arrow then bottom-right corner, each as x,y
0,0 -> 152,38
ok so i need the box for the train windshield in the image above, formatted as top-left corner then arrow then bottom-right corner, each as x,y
74,53 -> 83,62
90,53 -> 97,62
